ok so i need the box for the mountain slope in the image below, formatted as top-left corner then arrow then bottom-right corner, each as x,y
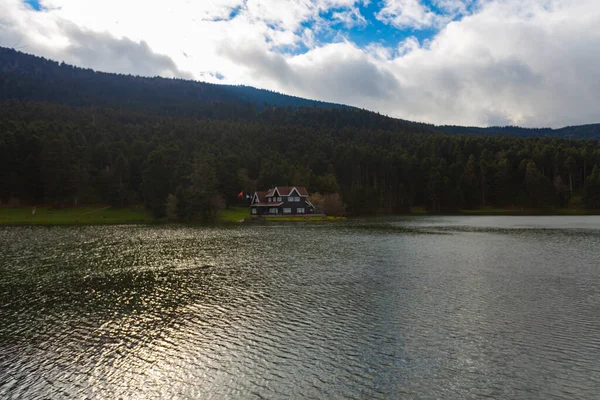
1,47 -> 599,140
0,47 -> 439,134
0,47 -> 348,115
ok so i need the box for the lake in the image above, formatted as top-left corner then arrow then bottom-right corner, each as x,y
1,216 -> 600,399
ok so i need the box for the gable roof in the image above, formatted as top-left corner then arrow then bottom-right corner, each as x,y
253,191 -> 268,204
265,186 -> 309,197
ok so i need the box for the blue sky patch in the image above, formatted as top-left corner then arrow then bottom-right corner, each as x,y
294,0 -> 465,57
345,0 -> 471,50
23,0 -> 44,11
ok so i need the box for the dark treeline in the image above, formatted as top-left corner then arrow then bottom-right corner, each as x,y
440,124 -> 600,141
2,100 -> 600,219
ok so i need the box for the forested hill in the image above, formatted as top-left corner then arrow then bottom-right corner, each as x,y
0,47 -> 439,133
2,99 -> 600,217
2,47 -> 599,139
2,47 -> 600,217
0,47 -> 350,115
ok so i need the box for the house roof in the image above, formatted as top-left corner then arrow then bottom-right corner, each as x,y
255,191 -> 268,203
266,186 -> 309,197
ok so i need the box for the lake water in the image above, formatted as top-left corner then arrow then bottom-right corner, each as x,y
1,216 -> 600,399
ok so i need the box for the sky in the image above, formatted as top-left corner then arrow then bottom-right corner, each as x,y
1,0 -> 600,128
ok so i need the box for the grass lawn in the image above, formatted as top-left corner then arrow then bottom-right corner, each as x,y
220,207 -> 346,222
4,205 -> 595,226
218,207 -> 250,222
0,206 -> 151,225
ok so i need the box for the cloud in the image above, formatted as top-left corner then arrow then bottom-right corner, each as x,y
330,7 -> 368,28
61,23 -> 193,78
0,0 -> 191,78
220,40 -> 401,108
1,0 -> 600,127
376,0 -> 446,29
380,0 -> 600,127
374,0 -> 474,29
221,0 -> 600,127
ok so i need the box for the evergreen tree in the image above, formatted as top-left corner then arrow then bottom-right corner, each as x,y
184,154 -> 221,221
111,152 -> 130,208
585,165 -> 600,209
142,149 -> 175,217
525,161 -> 558,209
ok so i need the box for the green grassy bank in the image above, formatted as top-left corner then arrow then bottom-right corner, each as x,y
0,206 -> 248,225
218,207 -> 251,222
0,206 -> 152,225
2,205 -> 598,226
221,208 -> 346,222
0,206 -> 251,225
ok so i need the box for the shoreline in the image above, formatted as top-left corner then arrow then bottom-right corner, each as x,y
1,206 -> 600,226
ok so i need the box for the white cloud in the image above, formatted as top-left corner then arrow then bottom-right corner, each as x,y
0,0 -> 368,80
220,0 -> 600,127
1,0 -> 600,127
221,40 -> 401,106
374,0 -> 474,29
397,36 -> 420,56
383,0 -> 600,127
0,0 -> 192,77
331,7 -> 368,28
376,0 -> 445,29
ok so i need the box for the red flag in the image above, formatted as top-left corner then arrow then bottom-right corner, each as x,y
237,191 -> 243,198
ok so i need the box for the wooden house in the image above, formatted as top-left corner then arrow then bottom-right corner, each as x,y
250,186 -> 315,216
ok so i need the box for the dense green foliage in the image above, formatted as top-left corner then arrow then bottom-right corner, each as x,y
440,124 -> 600,141
2,47 -> 600,217
2,100 -> 600,217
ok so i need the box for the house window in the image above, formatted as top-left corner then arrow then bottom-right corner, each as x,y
251,208 -> 257,214
283,208 -> 291,214
268,198 -> 272,202
297,208 -> 305,214
269,208 -> 278,214
295,196 -> 300,202
277,197 -> 282,202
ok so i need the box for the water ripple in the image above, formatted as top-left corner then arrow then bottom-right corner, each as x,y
1,218 -> 600,398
